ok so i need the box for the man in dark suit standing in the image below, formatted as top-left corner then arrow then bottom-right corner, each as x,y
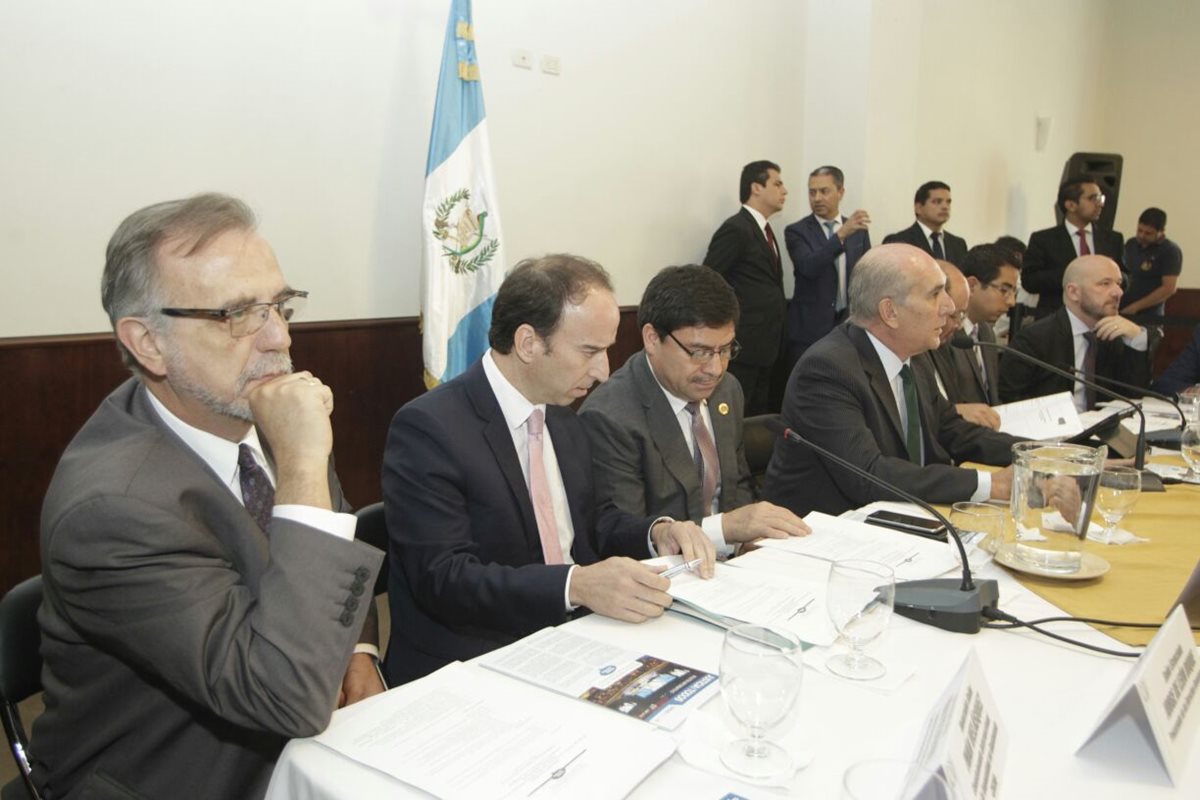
1023,177 -> 1124,317
382,255 -> 714,685
783,165 -> 872,363
31,194 -> 384,799
763,244 -> 1019,517
999,255 -> 1158,411
580,265 -> 808,557
882,181 -> 968,265
704,160 -> 788,415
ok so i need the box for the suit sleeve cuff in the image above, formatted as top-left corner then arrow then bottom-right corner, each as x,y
1123,327 -> 1149,351
644,516 -> 675,557
273,505 -> 358,541
970,471 -> 992,502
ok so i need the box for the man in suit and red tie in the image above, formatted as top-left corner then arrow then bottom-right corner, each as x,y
704,160 -> 789,415
1022,177 -> 1124,317
783,165 -> 872,363
882,181 -> 968,266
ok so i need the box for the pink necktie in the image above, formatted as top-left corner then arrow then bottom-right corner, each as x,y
686,402 -> 720,514
526,409 -> 564,565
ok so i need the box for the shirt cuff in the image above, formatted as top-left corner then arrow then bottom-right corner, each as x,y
564,564 -> 578,611
644,516 -> 675,557
353,643 -> 380,659
1123,327 -> 1149,351
273,505 -> 358,541
701,513 -> 735,558
970,471 -> 992,502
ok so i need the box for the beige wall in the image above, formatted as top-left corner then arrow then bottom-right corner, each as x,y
0,0 -> 1195,339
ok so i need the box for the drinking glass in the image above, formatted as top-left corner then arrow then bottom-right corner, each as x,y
719,625 -> 803,780
1094,466 -> 1141,544
1179,385 -> 1200,425
826,560 -> 895,681
949,501 -> 1007,557
1182,424 -> 1200,481
842,759 -> 954,800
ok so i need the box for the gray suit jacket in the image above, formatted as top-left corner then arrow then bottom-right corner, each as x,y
579,351 -> 754,523
31,379 -> 382,800
762,323 -> 1020,516
929,322 -> 999,405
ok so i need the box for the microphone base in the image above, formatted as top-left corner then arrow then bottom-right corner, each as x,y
894,579 -> 999,634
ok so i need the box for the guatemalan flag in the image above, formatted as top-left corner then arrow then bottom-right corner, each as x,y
421,0 -> 506,387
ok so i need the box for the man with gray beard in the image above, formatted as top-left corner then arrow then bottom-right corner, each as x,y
28,194 -> 384,799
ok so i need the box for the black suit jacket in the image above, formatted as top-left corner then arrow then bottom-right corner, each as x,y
882,222 -> 968,265
997,307 -> 1158,406
1022,225 -> 1124,312
762,323 -> 1019,516
929,322 -> 1000,405
704,207 -> 786,366
382,359 -> 655,685
783,213 -> 871,349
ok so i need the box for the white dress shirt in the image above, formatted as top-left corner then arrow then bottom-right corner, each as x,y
1066,220 -> 1094,258
742,204 -> 777,259
1065,308 -> 1149,412
817,214 -> 848,311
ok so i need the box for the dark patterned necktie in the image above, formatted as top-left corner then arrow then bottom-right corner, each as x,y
1082,331 -> 1098,409
238,444 -> 275,533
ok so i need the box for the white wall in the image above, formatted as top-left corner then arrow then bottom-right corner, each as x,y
0,0 -> 1195,339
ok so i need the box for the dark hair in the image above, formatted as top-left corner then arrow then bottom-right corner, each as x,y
102,193 -> 257,372
1056,176 -> 1098,214
1138,207 -> 1167,230
960,243 -> 1019,285
638,265 -> 740,338
992,235 -> 1027,268
809,165 -> 845,189
488,254 -> 613,353
739,160 -> 780,203
914,181 -> 950,205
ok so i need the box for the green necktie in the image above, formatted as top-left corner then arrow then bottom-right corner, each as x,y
899,364 -> 922,464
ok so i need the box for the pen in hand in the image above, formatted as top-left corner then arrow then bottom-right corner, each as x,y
661,558 -> 703,579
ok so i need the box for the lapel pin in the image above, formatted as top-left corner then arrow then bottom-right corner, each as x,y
717,402 -> 729,416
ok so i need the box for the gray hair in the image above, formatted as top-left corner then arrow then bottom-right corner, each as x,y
101,193 -> 257,372
848,246 -> 922,323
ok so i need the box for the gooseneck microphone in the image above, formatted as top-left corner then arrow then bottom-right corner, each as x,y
1066,369 -> 1187,430
951,331 -> 1148,469
777,425 -> 1000,634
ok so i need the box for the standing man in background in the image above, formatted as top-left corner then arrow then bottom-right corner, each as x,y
704,160 -> 788,415
784,165 -> 871,363
1023,177 -> 1124,317
883,181 -> 968,265
1120,207 -> 1182,318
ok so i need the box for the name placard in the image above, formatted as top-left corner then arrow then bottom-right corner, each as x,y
912,649 -> 1006,800
1077,604 -> 1200,785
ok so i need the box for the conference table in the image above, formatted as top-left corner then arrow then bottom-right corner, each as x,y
267,460 -> 1200,798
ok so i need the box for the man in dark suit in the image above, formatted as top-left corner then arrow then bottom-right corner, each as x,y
31,194 -> 383,799
882,181 -> 968,265
382,255 -> 714,685
999,255 -> 1159,411
926,260 -> 1001,430
783,165 -> 872,363
704,160 -> 789,415
929,245 -> 1022,428
580,265 -> 808,556
763,244 -> 1020,517
1154,323 -> 1200,397
1023,177 -> 1124,316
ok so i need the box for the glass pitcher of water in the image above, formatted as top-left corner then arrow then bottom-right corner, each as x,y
1009,441 -> 1106,574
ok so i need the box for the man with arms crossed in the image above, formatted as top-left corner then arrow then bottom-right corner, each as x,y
383,255 -> 714,685
580,265 -> 809,558
31,194 -> 383,799
784,165 -> 872,363
999,255 -> 1158,411
763,244 -> 1020,516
